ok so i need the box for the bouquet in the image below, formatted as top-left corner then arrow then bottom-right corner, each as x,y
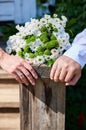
6,14 -> 71,66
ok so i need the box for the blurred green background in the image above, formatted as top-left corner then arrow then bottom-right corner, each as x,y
54,1 -> 86,130
0,0 -> 86,129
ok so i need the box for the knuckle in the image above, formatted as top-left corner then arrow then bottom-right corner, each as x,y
64,64 -> 68,69
71,83 -> 75,86
60,79 -> 64,82
27,74 -> 33,81
54,77 -> 58,82
59,77 -> 64,82
70,66 -> 76,72
54,79 -> 58,82
65,78 -> 70,83
26,72 -> 30,77
29,67 -> 33,72
17,62 -> 22,66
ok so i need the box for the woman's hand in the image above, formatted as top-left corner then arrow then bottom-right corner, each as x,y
50,55 -> 81,86
0,51 -> 38,86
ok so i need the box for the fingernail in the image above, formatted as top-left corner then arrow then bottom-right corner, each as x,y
32,82 -> 35,86
50,77 -> 53,80
54,78 -> 58,82
26,83 -> 29,86
35,75 -> 38,79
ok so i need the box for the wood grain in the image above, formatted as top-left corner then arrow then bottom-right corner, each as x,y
0,68 -> 20,130
0,83 -> 19,108
20,66 -> 66,130
0,113 -> 20,130
0,68 -> 19,108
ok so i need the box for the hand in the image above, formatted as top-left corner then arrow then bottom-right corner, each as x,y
50,55 -> 81,86
0,53 -> 38,86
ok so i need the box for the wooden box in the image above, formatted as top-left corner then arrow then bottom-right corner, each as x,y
20,66 -> 66,130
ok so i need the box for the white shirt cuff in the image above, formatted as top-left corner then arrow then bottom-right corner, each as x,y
64,44 -> 86,68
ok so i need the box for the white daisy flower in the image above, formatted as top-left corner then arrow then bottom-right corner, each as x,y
6,47 -> 12,54
34,56 -> 45,64
44,55 -> 51,61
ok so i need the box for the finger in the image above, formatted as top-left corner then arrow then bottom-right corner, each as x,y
65,74 -> 81,86
18,66 -> 35,86
50,61 -> 58,80
64,70 -> 74,83
66,77 -> 78,86
15,70 -> 29,86
23,61 -> 38,79
53,66 -> 62,82
11,73 -> 22,83
59,68 -> 67,82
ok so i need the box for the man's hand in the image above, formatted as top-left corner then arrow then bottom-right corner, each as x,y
50,55 -> 81,86
0,51 -> 38,86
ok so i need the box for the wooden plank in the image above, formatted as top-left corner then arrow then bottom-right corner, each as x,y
20,78 -> 65,130
0,68 -> 20,130
33,65 -> 51,78
0,113 -> 20,130
0,65 -> 51,79
0,83 -> 19,108
0,68 -> 19,108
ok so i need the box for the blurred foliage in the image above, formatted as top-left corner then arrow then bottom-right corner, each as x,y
55,0 -> 86,36
54,0 -> 86,130
0,23 -> 17,41
65,67 -> 86,130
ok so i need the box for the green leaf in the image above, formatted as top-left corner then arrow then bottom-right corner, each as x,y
40,32 -> 49,43
18,50 -> 24,58
50,35 -> 57,40
44,49 -> 51,55
66,18 -> 77,28
36,46 -> 45,52
44,40 -> 59,49
40,26 -> 47,32
46,59 -> 56,67
29,53 -> 35,58
25,35 -> 36,43
23,45 -> 30,53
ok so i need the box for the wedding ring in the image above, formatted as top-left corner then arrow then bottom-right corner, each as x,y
17,72 -> 24,79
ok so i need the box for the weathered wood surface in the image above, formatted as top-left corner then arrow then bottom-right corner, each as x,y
20,66 -> 66,130
0,113 -> 20,130
0,68 -> 20,130
0,81 -> 19,108
33,65 -> 51,78
0,68 -> 19,108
